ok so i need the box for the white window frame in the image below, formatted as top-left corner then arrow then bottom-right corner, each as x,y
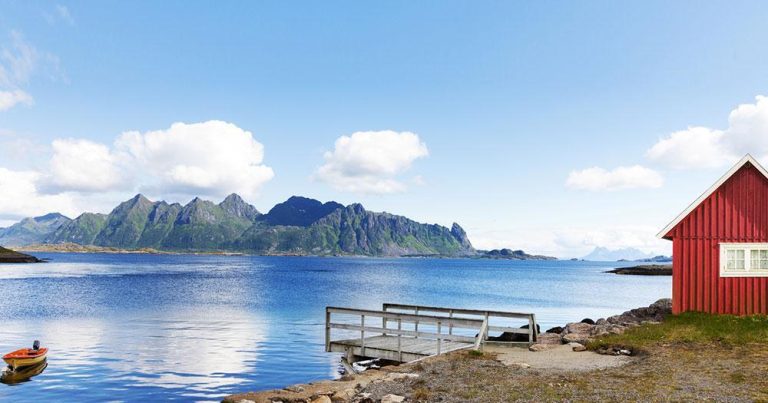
719,243 -> 768,277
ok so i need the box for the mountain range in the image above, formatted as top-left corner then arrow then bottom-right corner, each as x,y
0,194 -> 475,257
582,246 -> 669,262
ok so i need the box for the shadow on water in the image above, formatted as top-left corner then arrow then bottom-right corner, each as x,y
1,360 -> 48,385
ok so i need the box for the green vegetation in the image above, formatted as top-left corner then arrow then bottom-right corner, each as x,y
34,194 -> 475,256
588,312 -> 768,351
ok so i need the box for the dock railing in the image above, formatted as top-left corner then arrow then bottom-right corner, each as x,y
382,303 -> 538,344
325,307 -> 488,361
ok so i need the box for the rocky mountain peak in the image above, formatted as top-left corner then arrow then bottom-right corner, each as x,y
219,193 -> 260,221
450,223 -> 473,249
262,196 -> 344,227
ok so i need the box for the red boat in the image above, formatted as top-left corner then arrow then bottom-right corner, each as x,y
3,341 -> 47,370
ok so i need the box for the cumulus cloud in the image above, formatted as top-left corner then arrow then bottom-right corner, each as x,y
315,130 -> 429,194
46,138 -> 126,193
115,121 -> 274,199
647,96 -> 768,168
566,165 -> 663,191
0,168 -> 77,222
0,89 -> 33,111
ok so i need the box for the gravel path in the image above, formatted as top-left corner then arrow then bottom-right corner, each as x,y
489,344 -> 633,370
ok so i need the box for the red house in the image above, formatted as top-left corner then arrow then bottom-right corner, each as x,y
659,154 -> 768,315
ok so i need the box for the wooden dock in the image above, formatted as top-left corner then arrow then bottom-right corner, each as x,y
325,304 -> 537,366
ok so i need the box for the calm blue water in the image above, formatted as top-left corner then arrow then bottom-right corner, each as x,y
0,254 -> 670,401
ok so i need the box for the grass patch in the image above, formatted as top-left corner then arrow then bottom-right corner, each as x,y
412,387 -> 431,401
588,312 -> 768,351
467,349 -> 485,357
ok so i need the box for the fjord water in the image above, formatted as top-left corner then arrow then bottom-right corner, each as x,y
0,254 -> 669,401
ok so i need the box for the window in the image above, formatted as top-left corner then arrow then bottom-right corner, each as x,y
720,243 -> 768,277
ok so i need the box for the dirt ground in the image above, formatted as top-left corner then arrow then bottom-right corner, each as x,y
224,341 -> 768,402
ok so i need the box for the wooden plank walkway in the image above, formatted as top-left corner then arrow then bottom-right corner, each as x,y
326,304 -> 538,366
329,335 -> 471,363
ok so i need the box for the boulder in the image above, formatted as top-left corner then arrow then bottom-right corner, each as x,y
580,318 -> 595,325
537,333 -> 562,345
487,324 -> 540,342
529,343 -> 558,352
381,395 -> 405,403
332,389 -> 356,401
545,326 -> 563,334
564,322 -> 594,334
561,322 -> 594,344
310,396 -> 332,403
569,342 -> 587,352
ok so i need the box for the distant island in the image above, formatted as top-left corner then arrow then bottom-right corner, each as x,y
477,248 -> 557,260
0,194 -> 479,257
606,264 -> 672,275
0,246 -> 43,263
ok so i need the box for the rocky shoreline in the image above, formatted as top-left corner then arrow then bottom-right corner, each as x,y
529,298 -> 671,354
224,299 -> 672,403
0,246 -> 44,263
605,264 -> 672,275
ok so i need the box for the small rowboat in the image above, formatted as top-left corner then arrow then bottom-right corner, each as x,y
3,341 -> 47,370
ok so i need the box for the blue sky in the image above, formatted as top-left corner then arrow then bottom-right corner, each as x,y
2,1 -> 768,257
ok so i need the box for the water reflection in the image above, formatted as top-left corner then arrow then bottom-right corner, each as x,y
1,360 -> 48,385
0,254 -> 670,401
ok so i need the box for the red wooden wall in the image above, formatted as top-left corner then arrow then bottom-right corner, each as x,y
666,163 -> 768,315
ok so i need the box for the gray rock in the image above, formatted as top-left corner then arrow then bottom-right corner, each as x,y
537,333 -> 562,345
569,342 -> 587,352
529,343 -> 558,352
310,396 -> 332,403
381,395 -> 405,403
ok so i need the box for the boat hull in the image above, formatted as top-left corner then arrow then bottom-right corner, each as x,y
3,348 -> 48,370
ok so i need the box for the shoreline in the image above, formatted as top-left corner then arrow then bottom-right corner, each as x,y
223,299 -> 768,402
223,300 -> 672,402
16,244 -> 558,260
605,264 -> 672,275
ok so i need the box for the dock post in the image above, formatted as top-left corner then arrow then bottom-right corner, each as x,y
361,315 -> 366,356
414,307 -> 419,338
397,318 -> 402,362
527,315 -> 534,343
325,308 -> 331,352
448,309 -> 454,335
436,321 -> 442,355
382,305 -> 388,335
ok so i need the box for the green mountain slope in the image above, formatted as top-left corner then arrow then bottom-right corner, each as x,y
47,212 -> 107,245
15,194 -> 474,257
0,213 -> 71,246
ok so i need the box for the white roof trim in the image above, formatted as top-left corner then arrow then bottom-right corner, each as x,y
657,154 -> 768,239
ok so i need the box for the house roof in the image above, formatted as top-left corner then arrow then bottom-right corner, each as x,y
657,154 -> 768,240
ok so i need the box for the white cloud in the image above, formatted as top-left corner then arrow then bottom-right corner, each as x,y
0,89 -> 33,111
0,30 -> 63,112
5,121 -> 273,200
46,138 -> 126,193
0,167 -> 77,222
646,127 -> 728,169
0,31 -> 62,87
315,130 -> 429,194
115,120 -> 274,199
566,165 -> 663,191
647,95 -> 768,169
